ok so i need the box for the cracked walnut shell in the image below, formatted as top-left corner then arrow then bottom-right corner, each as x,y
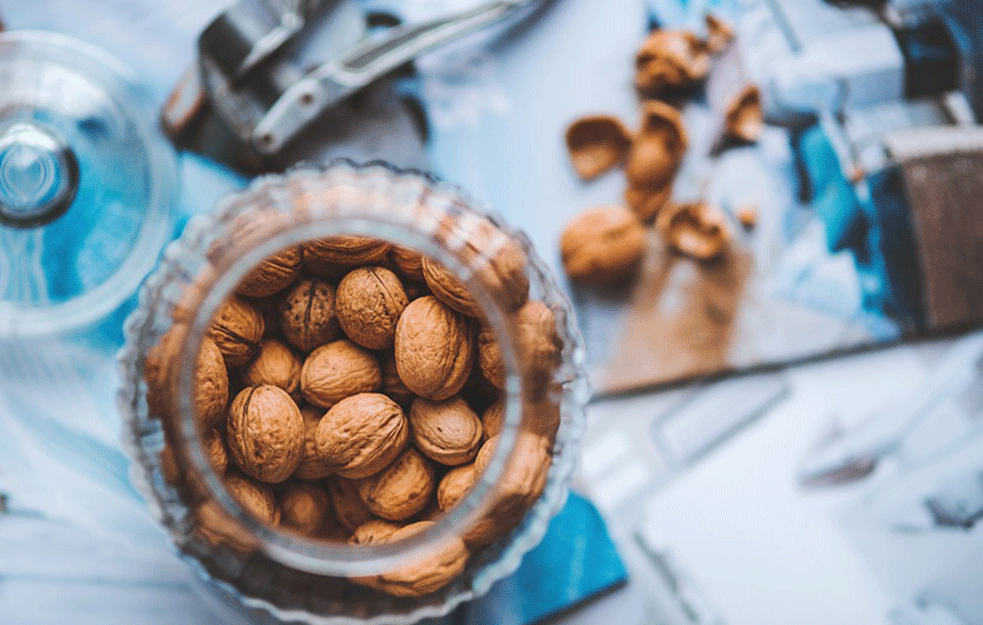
279,279 -> 340,353
560,205 -> 646,283
395,296 -> 474,401
635,29 -> 711,93
656,201 -> 731,261
356,448 -> 436,521
409,396 -> 483,466
314,393 -> 408,479
565,115 -> 632,181
227,385 -> 305,483
207,296 -> 265,367
300,339 -> 381,408
336,266 -> 409,350
625,101 -> 688,191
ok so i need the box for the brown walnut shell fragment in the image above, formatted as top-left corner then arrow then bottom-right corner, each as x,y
625,183 -> 674,224
738,204 -> 758,229
395,296 -> 474,401
300,339 -> 381,408
725,85 -> 764,143
389,246 -> 425,282
409,396 -> 483,466
327,476 -> 373,532
625,101 -> 688,191
295,405 -> 333,480
314,393 -> 408,479
279,481 -> 330,534
204,427 -> 229,475
355,521 -> 470,597
704,13 -> 735,54
241,338 -> 301,400
224,471 -> 281,525
565,115 -> 632,181
227,385 -> 305,483
235,246 -> 301,297
336,266 -> 409,350
357,448 -> 436,521
560,205 -> 646,284
350,519 -> 404,545
635,29 -> 711,93
303,236 -> 392,269
279,279 -> 340,353
145,330 -> 229,428
656,201 -> 731,261
437,464 -> 478,511
207,296 -> 265,367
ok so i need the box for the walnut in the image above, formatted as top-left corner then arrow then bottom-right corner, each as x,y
193,500 -> 260,551
279,481 -> 329,534
204,427 -> 229,475
655,201 -> 731,261
295,406 -> 332,480
478,301 -> 560,394
207,296 -> 265,367
560,205 -> 646,283
145,330 -> 229,428
326,476 -> 373,532
635,29 -> 711,93
227,385 -> 305,483
350,519 -> 404,545
300,340 -> 381,408
476,324 -> 505,388
394,296 -> 474,401
565,115 -> 632,181
315,393 -> 408,479
303,236 -> 392,268
241,338 -> 301,400
224,471 -> 280,525
381,351 -> 414,407
625,183 -> 673,224
160,443 -> 180,486
437,464 -> 478,511
724,85 -> 763,143
318,511 -> 351,542
482,399 -> 504,440
356,448 -> 435,521
279,279 -> 340,353
410,397 -> 483,466
336,267 -> 409,349
356,521 -> 470,597
625,101 -> 687,191
421,257 -> 480,318
235,246 -> 301,297
389,246 -> 425,282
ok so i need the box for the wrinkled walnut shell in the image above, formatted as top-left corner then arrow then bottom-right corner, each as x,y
395,296 -> 474,401
656,201 -> 731,261
625,183 -> 673,224
295,405 -> 333,480
300,340 -> 381,408
625,101 -> 688,191
314,393 -> 408,479
303,236 -> 392,268
279,279 -> 340,353
560,205 -> 646,283
350,519 -> 404,545
381,351 -> 414,407
482,398 -> 504,440
224,471 -> 281,525
477,300 -> 560,396
241,338 -> 301,400
145,330 -> 229,428
336,266 -> 409,350
279,481 -> 329,534
437,464 -> 478,511
235,246 -> 301,298
227,385 -> 305,483
204,427 -> 229,476
357,448 -> 436,521
207,296 -> 265,367
389,246 -> 425,282
704,13 -> 734,54
725,85 -> 763,143
409,396 -> 483,466
565,115 -> 632,181
635,29 -> 711,93
421,257 -> 480,318
356,521 -> 470,597
327,476 -> 373,532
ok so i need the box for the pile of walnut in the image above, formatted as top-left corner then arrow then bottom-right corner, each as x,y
560,14 -> 761,284
146,232 -> 561,598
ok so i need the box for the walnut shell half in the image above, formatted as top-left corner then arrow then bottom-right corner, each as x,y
635,29 -> 711,93
724,85 -> 764,143
565,115 -> 632,181
625,101 -> 688,191
314,393 -> 408,479
395,296 -> 474,401
560,205 -> 646,284
655,201 -> 731,261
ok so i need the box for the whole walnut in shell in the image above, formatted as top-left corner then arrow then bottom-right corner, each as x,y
224,471 -> 281,526
279,279 -> 340,353
204,427 -> 229,475
437,464 -> 478,511
207,296 -> 265,367
300,339 -> 381,408
635,29 -> 711,93
335,266 -> 409,350
145,330 -> 229,428
409,397 -> 483,466
327,476 -> 373,532
560,205 -> 646,284
235,246 -> 301,297
380,352 -> 414,407
389,246 -> 425,282
482,399 -> 504,440
303,236 -> 392,268
395,296 -> 474,401
477,300 -> 561,393
421,257 -> 481,318
314,393 -> 408,479
227,385 -> 305,483
350,519 -> 403,545
295,405 -> 333,480
356,448 -> 436,521
279,481 -> 329,534
241,338 -> 301,400
356,521 -> 470,597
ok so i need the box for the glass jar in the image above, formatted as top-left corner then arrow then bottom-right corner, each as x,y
117,160 -> 588,623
